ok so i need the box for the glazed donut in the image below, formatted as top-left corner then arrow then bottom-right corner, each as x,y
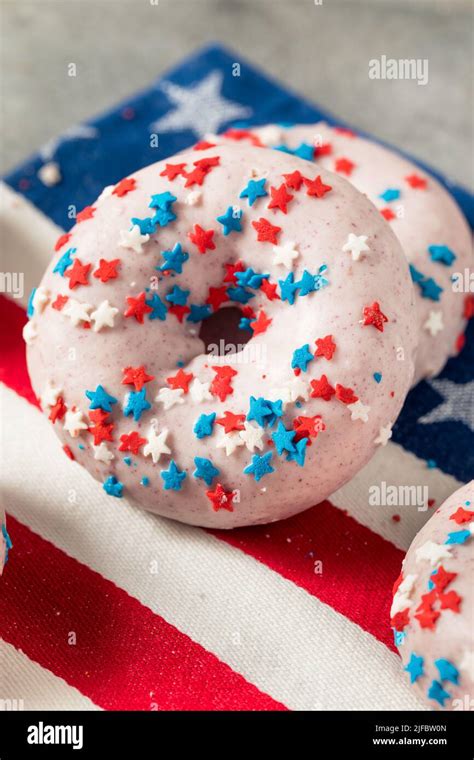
25,143 -> 417,528
1,508 -> 11,576
219,123 -> 473,384
391,481 -> 474,710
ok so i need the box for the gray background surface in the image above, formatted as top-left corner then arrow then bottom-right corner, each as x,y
1,0 -> 473,185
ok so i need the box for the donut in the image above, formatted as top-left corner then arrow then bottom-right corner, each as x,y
25,143 -> 417,528
219,123 -> 473,384
1,508 -> 11,576
391,481 -> 474,710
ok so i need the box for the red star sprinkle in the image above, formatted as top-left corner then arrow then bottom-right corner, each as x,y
260,278 -> 280,301
392,572 -> 403,596
183,167 -> 207,187
160,163 -> 187,180
464,295 -> 474,320
124,292 -> 153,324
206,483 -> 235,512
166,368 -> 194,393
438,590 -> 462,613
390,608 -> 410,631
450,506 -> 474,524
362,302 -> 389,332
206,286 -> 228,312
293,415 -> 325,439
223,260 -> 245,284
113,177 -> 136,197
89,408 -> 110,425
188,224 -> 216,253
54,233 -> 71,251
210,366 -> 237,401
282,170 -> 304,190
267,184 -> 294,214
303,174 -> 332,198
405,173 -> 427,190
122,365 -> 155,392
335,384 -> 358,405
49,397 -> 67,423
315,334 -> 336,360
216,412 -> 246,434
334,126 -> 356,138
252,218 -> 281,244
456,333 -> 466,353
65,258 -> 91,289
93,258 -> 120,283
76,206 -> 96,223
310,374 -> 335,401
380,207 -> 396,221
194,156 -> 220,171
334,157 -> 355,175
417,590 -> 438,611
52,294 -> 69,311
89,421 -> 114,445
63,445 -> 75,460
168,304 -> 191,323
250,309 -> 272,336
193,140 -> 216,150
431,565 -> 457,592
415,607 -> 440,630
222,128 -> 263,147
119,431 -> 147,455
314,142 -> 333,157
212,365 -> 238,380
241,305 -> 256,319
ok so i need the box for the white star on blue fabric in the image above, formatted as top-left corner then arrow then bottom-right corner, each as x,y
150,71 -> 252,138
419,378 -> 474,431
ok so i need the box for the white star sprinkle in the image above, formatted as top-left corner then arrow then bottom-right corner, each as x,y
272,240 -> 299,269
184,190 -> 202,206
342,233 -> 370,261
268,386 -> 293,407
155,387 -> 184,410
253,125 -> 283,146
90,300 -> 119,332
239,421 -> 265,452
41,382 -> 62,408
415,540 -> 452,567
390,573 -> 418,617
97,185 -> 114,202
374,423 -> 393,446
348,399 -> 371,422
143,427 -> 171,463
424,310 -> 444,336
189,377 -> 212,404
93,442 -> 115,464
288,375 -> 310,402
119,224 -> 150,254
216,431 -> 245,456
62,298 -> 92,326
63,408 -> 88,437
22,320 -> 37,345
32,286 -> 50,314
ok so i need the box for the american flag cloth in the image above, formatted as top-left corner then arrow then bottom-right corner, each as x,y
1,44 -> 473,712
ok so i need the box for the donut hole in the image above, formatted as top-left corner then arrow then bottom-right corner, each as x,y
199,306 -> 252,358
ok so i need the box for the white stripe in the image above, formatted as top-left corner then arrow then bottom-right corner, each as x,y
0,182 -> 60,308
0,640 -> 100,711
332,443 -> 461,550
2,386 -> 426,710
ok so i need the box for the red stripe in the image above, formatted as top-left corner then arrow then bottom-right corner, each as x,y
1,294 -> 400,652
0,516 -> 286,711
210,503 -> 403,651
0,294 -> 38,406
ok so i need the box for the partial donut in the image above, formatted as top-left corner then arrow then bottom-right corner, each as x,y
391,481 -> 474,710
25,143 -> 416,528
220,123 -> 473,384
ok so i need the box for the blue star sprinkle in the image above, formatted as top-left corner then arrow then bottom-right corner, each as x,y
266,399 -> 283,427
379,188 -> 400,203
193,413 -> 216,439
293,142 -> 315,161
235,267 -> 269,289
53,247 -> 76,276
286,437 -> 308,467
1,523 -> 12,565
149,191 -> 177,210
313,264 -> 329,290
420,277 -> 443,301
161,460 -> 186,491
279,272 -> 299,304
226,286 -> 255,304
193,456 -> 220,486
216,206 -> 243,235
146,293 -> 167,321
409,264 -> 425,283
405,653 -> 424,683
85,384 -> 118,412
239,317 -> 253,332
247,396 -> 274,427
427,680 -> 450,707
272,421 -> 297,455
131,217 -> 156,235
166,285 -> 190,306
428,245 -> 456,266
292,344 -> 314,372
434,659 -> 459,684
124,388 -> 151,422
239,178 -> 268,206
296,270 -> 316,296
243,452 -> 275,482
152,208 -> 176,227
158,243 -> 189,274
103,475 -> 123,498
445,529 -> 471,545
27,288 -> 37,318
187,304 -> 212,322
